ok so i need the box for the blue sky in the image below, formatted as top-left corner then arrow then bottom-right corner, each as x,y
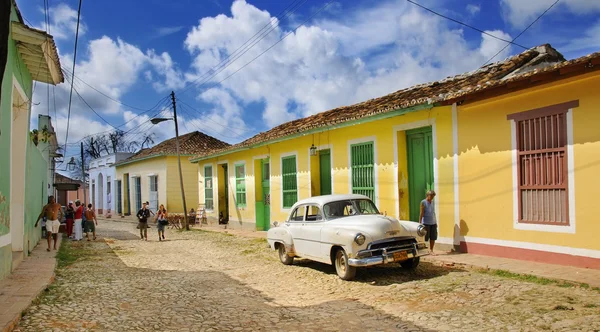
16,0 -> 600,160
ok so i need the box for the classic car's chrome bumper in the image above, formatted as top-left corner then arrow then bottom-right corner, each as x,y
348,243 -> 429,267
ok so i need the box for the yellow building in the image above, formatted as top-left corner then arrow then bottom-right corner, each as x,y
191,45 -> 600,269
115,131 -> 229,215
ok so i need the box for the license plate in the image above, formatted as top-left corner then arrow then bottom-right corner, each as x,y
393,251 -> 408,262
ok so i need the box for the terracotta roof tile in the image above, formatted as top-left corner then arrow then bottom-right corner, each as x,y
117,131 -> 229,166
192,44 -> 600,160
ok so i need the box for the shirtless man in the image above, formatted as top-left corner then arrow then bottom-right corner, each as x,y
35,196 -> 63,251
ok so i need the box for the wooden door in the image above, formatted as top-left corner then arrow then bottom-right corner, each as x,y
406,127 -> 434,222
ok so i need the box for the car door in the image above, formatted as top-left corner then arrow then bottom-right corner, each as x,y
297,204 -> 326,260
286,205 -> 309,256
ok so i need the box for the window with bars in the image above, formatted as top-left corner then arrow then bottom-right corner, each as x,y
351,142 -> 375,201
513,108 -> 570,225
149,175 -> 158,212
235,164 -> 246,207
282,156 -> 298,208
134,177 -> 142,211
116,180 -> 122,214
204,165 -> 214,210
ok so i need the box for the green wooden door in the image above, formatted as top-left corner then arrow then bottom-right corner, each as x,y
351,142 -> 375,201
319,149 -> 332,195
262,160 -> 270,230
223,165 -> 229,217
406,127 -> 434,222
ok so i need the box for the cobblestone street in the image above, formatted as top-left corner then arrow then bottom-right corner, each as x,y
16,220 -> 600,331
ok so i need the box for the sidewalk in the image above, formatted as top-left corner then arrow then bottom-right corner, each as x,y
193,225 -> 600,288
422,252 -> 600,288
0,236 -> 61,332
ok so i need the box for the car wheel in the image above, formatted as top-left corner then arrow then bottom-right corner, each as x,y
278,244 -> 294,265
334,248 -> 357,281
400,257 -> 420,270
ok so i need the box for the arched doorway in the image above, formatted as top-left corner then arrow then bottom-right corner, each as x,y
97,173 -> 104,215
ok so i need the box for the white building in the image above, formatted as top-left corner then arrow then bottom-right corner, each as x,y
88,153 -> 134,216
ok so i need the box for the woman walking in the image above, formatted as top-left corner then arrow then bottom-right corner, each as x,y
65,201 -> 75,238
84,204 -> 98,241
157,204 -> 168,241
73,200 -> 84,241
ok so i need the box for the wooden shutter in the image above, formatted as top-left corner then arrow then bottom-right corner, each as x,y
204,166 -> 213,210
515,110 -> 569,225
351,142 -> 375,201
282,156 -> 298,208
235,164 -> 246,207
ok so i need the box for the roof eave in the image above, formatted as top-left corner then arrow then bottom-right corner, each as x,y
11,22 -> 64,85
441,55 -> 600,106
115,153 -> 197,167
190,103 -> 434,163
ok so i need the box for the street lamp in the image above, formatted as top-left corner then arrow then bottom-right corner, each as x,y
150,91 -> 189,230
150,117 -> 173,125
67,157 -> 77,171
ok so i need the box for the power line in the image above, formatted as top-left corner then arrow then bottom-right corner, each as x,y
63,0 -> 83,154
406,0 -> 528,50
176,97 -> 250,133
482,0 -> 560,66
176,103 -> 241,140
208,0 -> 337,92
178,0 -> 308,96
60,68 -> 172,129
60,65 -> 171,112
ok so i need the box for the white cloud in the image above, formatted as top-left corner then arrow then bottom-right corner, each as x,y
153,26 -> 184,39
479,30 -> 513,61
146,50 -> 186,92
501,0 -> 600,28
183,0 -> 513,128
42,3 -> 87,40
466,4 -> 481,16
561,19 -> 600,53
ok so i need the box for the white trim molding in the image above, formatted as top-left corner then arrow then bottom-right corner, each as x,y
392,119 -> 438,221
347,136 -> 379,207
201,163 -> 215,211
280,151 -> 299,213
452,103 -> 460,245
0,234 -> 11,248
510,109 -> 576,234
252,154 -> 270,160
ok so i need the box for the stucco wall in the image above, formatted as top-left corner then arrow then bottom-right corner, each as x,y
165,156 -> 199,214
197,106 -> 455,233
457,72 -> 600,252
116,157 -> 167,214
0,5 -> 37,280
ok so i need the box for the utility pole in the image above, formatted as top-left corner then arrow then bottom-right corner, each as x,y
171,91 -> 189,230
81,142 -> 87,204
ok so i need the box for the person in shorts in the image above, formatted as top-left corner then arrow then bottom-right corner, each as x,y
35,196 -> 63,251
156,204 -> 168,241
419,190 -> 438,255
137,202 -> 151,241
84,204 -> 98,241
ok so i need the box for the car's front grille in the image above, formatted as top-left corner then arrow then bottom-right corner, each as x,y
367,236 -> 416,251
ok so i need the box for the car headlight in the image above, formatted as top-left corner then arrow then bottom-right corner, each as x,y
354,233 -> 366,245
417,225 -> 427,237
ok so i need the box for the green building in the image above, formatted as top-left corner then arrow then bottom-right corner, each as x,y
0,1 -> 63,279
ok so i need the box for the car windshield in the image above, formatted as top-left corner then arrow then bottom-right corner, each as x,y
323,199 -> 380,219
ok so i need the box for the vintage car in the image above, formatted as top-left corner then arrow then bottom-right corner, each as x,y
267,194 -> 429,280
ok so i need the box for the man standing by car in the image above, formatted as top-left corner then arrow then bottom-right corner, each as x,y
35,196 -> 63,251
137,202 -> 151,241
419,190 -> 437,255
